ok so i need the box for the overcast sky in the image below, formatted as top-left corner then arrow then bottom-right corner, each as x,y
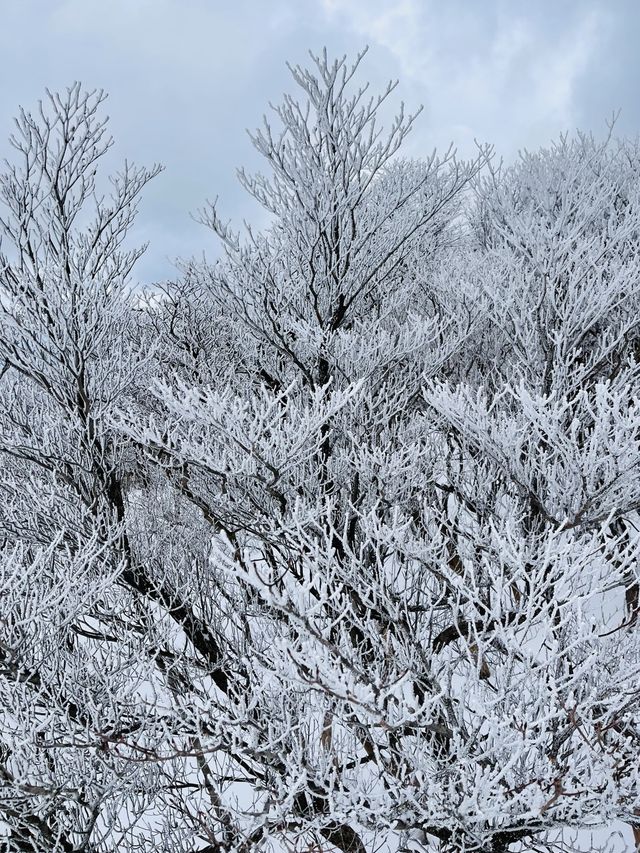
1,0 -> 638,282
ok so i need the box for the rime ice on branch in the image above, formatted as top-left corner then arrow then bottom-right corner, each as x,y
1,54 -> 639,853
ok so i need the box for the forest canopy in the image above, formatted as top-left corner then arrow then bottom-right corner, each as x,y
0,51 -> 639,853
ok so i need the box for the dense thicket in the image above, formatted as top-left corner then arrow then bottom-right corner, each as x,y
0,53 -> 639,853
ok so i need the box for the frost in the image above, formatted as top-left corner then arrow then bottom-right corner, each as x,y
0,58 -> 639,853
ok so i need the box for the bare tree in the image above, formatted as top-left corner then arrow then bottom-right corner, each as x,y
0,84 -> 164,851
1,54 -> 639,853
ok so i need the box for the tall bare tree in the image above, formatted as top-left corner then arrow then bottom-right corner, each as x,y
1,55 -> 639,853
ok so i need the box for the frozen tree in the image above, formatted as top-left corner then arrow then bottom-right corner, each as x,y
1,53 -> 639,853
421,131 -> 640,848
0,85 -> 165,851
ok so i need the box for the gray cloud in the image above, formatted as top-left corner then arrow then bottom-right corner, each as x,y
0,1 -> 637,282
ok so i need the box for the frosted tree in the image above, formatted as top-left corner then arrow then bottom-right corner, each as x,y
1,53 -> 639,853
122,53 -> 640,851
0,85 -> 165,851
421,131 -> 640,848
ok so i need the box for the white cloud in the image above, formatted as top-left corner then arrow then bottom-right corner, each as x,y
320,0 -> 608,157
